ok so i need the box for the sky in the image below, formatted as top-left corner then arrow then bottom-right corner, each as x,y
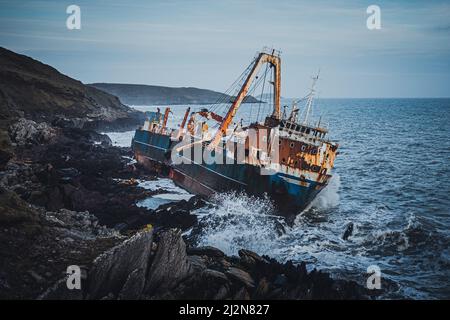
0,0 -> 449,98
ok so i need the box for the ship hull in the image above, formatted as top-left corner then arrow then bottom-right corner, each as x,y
133,129 -> 326,214
171,161 -> 323,213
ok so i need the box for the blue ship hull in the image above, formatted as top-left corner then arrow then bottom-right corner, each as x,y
133,129 -> 326,214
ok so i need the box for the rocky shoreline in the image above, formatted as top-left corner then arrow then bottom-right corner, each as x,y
0,118 -> 371,300
40,229 -> 367,300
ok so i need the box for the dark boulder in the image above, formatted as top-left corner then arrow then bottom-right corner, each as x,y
151,207 -> 197,231
87,229 -> 153,299
226,267 -> 255,289
9,118 -> 56,146
238,249 -> 269,267
343,222 -> 354,240
187,246 -> 225,258
78,228 -> 369,300
143,229 -> 192,297
201,269 -> 229,285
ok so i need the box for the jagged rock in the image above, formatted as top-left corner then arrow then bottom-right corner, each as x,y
186,195 -> 207,210
343,222 -> 354,240
118,268 -> 146,300
187,246 -> 225,258
201,269 -> 229,285
238,249 -> 268,267
144,229 -> 192,296
87,229 -> 153,299
151,207 -> 197,230
151,197 -> 205,230
188,255 -> 207,273
217,257 -> 232,269
155,195 -> 205,213
9,118 -> 56,145
226,267 -> 255,288
52,117 -> 86,129
41,209 -> 119,239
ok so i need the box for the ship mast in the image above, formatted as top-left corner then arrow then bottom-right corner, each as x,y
208,50 -> 281,149
289,99 -> 300,122
302,71 -> 320,125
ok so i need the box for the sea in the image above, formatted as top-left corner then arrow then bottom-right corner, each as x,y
105,98 -> 450,299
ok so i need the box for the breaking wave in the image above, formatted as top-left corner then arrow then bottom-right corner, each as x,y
309,174 -> 341,211
103,130 -> 134,147
190,175 -> 342,260
192,191 -> 288,256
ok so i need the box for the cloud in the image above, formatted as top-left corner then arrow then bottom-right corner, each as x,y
1,0 -> 449,97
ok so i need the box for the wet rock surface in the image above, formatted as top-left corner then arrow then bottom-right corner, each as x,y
1,122 -> 200,232
44,229 -> 367,300
87,229 -> 153,299
0,120 -> 197,299
0,203 -> 122,299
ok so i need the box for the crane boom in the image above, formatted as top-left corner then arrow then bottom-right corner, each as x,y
208,52 -> 281,149
198,110 -> 224,123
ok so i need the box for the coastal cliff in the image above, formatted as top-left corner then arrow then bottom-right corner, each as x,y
0,47 -> 145,131
0,47 -> 146,169
89,83 -> 261,105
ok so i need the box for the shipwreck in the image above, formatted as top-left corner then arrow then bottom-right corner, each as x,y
132,49 -> 339,214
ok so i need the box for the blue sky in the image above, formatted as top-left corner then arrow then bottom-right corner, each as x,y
1,0 -> 449,97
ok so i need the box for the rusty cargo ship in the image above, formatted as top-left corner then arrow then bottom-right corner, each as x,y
132,49 -> 338,213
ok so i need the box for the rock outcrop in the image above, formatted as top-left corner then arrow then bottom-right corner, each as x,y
87,230 -> 154,299
39,229 -> 367,300
9,118 -> 57,146
143,229 -> 192,297
0,121 -> 204,299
